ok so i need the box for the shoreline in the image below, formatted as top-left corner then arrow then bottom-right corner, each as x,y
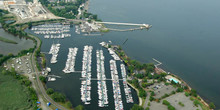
127,81 -> 143,106
110,44 -> 211,109
163,68 -> 210,107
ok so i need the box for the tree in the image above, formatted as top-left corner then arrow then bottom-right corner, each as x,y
145,107 -> 150,110
46,88 -> 54,95
28,22 -> 32,29
190,89 -> 197,97
149,96 -> 154,101
168,105 -> 176,110
130,104 -> 144,110
39,76 -> 46,83
162,100 -> 170,105
209,102 -> 215,109
176,87 -> 184,92
66,101 -> 72,108
150,91 -> 155,96
51,92 -> 66,103
75,105 -> 85,110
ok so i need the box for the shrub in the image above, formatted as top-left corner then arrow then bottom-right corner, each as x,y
178,102 -> 184,107
46,88 -> 54,95
209,102 -> 216,109
162,100 -> 170,105
185,92 -> 189,97
193,100 -> 200,107
168,105 -> 176,110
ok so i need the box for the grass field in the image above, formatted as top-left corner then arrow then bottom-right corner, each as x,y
0,36 -> 17,44
0,73 -> 32,110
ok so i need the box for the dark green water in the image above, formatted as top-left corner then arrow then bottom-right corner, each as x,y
89,0 -> 220,108
25,28 -> 139,109
0,29 -> 34,55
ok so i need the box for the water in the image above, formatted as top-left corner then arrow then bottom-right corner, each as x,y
89,0 -> 220,108
0,29 -> 34,55
25,27 -> 139,109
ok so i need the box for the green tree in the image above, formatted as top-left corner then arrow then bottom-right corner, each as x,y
75,105 -> 85,110
46,88 -> 54,95
39,76 -> 46,83
130,104 -> 144,110
209,102 -> 215,109
168,105 -> 176,110
51,92 -> 66,103
66,101 -> 72,108
162,100 -> 170,105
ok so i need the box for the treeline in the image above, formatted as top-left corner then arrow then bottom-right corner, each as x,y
0,68 -> 38,109
40,0 -> 86,19
0,47 -> 35,65
39,0 -> 100,21
128,79 -> 146,98
46,88 -> 73,109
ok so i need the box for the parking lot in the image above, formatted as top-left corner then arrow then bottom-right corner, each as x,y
4,54 -> 33,75
149,82 -> 177,99
165,93 -> 202,110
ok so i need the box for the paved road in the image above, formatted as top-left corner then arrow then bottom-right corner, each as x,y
29,34 -> 68,110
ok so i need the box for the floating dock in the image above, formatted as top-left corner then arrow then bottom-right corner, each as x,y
48,43 -> 60,64
63,48 -> 78,73
96,50 -> 108,107
110,60 -> 124,110
80,45 -> 93,104
120,64 -> 134,103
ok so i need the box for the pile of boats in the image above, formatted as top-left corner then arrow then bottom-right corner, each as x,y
120,64 -> 134,103
110,60 -> 124,110
75,25 -> 80,34
81,45 -> 93,104
63,48 -> 78,73
108,48 -> 121,60
48,43 -> 60,63
44,34 -> 71,39
31,23 -> 71,39
96,50 -> 108,107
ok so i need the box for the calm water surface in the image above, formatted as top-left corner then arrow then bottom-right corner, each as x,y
25,28 -> 139,109
0,29 -> 34,55
89,0 -> 220,108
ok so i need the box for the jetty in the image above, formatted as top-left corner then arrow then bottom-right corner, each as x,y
96,21 -> 151,28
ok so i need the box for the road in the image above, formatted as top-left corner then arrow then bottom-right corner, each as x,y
29,34 -> 68,110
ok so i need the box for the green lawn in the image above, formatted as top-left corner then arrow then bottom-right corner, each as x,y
0,73 -> 32,110
0,36 -> 17,44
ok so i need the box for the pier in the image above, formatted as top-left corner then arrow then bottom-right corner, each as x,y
153,58 -> 162,67
96,21 -> 151,28
80,78 -> 124,81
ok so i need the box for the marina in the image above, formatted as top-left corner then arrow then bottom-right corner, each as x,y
110,60 -> 124,110
120,64 -> 134,103
48,43 -> 60,64
31,23 -> 71,39
80,45 -> 93,104
96,50 -> 108,107
108,48 -> 120,60
63,48 -> 78,73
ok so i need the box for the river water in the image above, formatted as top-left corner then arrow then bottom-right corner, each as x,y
89,0 -> 220,108
0,29 -> 34,55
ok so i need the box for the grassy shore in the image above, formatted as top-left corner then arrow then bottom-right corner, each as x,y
0,36 -> 17,44
0,73 -> 32,110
